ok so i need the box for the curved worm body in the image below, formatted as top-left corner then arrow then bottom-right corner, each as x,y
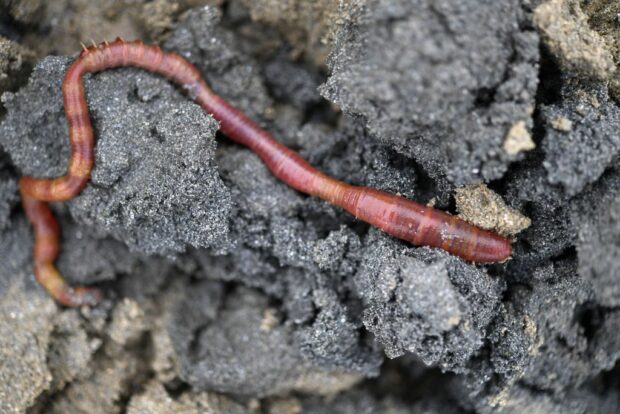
19,190 -> 102,306
19,39 -> 512,306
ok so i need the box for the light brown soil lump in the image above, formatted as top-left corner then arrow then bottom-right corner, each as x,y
455,183 -> 531,237
534,0 -> 616,79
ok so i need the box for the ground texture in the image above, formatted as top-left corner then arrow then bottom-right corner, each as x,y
1,0 -> 620,413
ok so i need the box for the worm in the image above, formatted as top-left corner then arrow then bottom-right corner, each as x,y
19,190 -> 102,306
19,38 -> 512,306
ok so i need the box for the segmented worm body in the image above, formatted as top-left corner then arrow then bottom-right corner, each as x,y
19,38 -> 512,306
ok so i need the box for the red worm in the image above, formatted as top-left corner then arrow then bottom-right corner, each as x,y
19,38 -> 512,306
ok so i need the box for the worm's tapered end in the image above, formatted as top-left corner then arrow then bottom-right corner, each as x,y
470,231 -> 513,263
56,286 -> 103,307
35,262 -> 103,307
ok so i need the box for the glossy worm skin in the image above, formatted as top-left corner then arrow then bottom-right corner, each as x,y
19,38 -> 512,306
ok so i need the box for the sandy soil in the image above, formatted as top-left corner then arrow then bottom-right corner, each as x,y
1,0 -> 620,413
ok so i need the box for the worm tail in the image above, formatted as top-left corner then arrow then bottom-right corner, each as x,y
20,184 -> 102,306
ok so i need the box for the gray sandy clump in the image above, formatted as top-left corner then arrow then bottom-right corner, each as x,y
0,54 -> 231,257
167,282 -> 373,397
0,10 -> 271,260
570,173 -> 620,308
321,0 -> 539,184
354,231 -> 503,369
541,80 -> 620,197
457,260 -> 620,412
